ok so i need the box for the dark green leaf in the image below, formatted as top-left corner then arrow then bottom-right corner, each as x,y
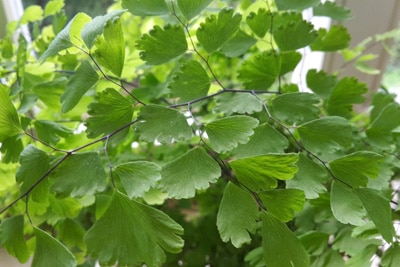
159,147 -> 220,198
85,88 -> 133,138
177,0 -> 212,21
246,8 -> 272,38
32,227 -> 76,267
355,188 -> 395,243
61,61 -> 99,113
273,20 -> 318,51
85,191 -> 184,266
329,151 -> 383,188
135,104 -> 192,143
51,152 -> 107,197
238,51 -> 281,90
275,0 -> 320,10
381,243 -> 400,267
258,189 -> 305,222
168,60 -> 210,103
115,161 -> 161,198
220,30 -> 257,57
136,24 -> 188,65
0,215 -> 30,263
34,120 -> 73,145
231,153 -> 298,191
56,218 -> 86,253
306,69 -> 337,99
205,115 -> 259,153
280,51 -> 302,75
217,182 -> 259,248
300,231 -> 329,256
196,8 -> 242,53
262,212 -> 309,267
0,135 -> 24,163
370,92 -> 397,122
0,85 -> 22,141
313,2 -> 353,21
122,0 -> 169,16
213,92 -> 262,115
310,25 -> 350,51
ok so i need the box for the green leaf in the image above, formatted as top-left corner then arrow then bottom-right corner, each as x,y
85,191 -> 184,266
159,147 -> 220,198
61,61 -> 99,113
313,2 -> 353,21
280,51 -> 302,75
135,104 -> 192,143
329,151 -> 383,188
232,124 -> 289,158
0,85 -> 22,141
0,136 -> 24,163
271,92 -> 320,124
0,215 -> 30,263
326,77 -> 368,118
44,0 -> 65,17
34,120 -> 73,145
286,154 -> 328,199
32,227 -> 76,267
330,181 -> 366,226
56,218 -> 86,253
219,30 -> 257,57
297,116 -> 352,154
217,182 -> 259,248
261,212 -> 309,267
81,10 -> 125,49
177,0 -> 212,21
51,152 -> 107,197
238,51 -> 281,90
20,5 -> 43,24
275,0 -> 320,10
246,8 -> 272,38
306,69 -> 337,99
85,88 -> 133,138
355,188 -> 395,243
230,153 -> 298,191
213,92 -> 263,115
300,231 -> 330,256
196,8 -> 242,53
381,243 -> 400,267
205,115 -> 259,153
259,189 -> 305,222
168,60 -> 210,103
122,0 -> 169,16
136,24 -> 188,65
114,161 -> 161,198
366,103 -> 400,149
32,78 -> 66,110
310,25 -> 350,51
93,18 -> 125,77
273,20 -> 318,51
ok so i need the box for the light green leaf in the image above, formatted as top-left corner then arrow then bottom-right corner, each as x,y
310,25 -> 351,51
0,85 -> 21,141
381,243 -> 400,267
81,10 -> 125,49
219,30 -> 257,57
273,19 -> 318,51
32,227 -> 76,267
329,151 -> 383,188
330,181 -> 366,226
136,24 -> 188,65
177,0 -> 212,21
122,0 -> 169,16
232,124 -> 289,158
85,88 -> 133,138
61,61 -> 99,113
275,0 -> 319,10
280,51 -> 302,75
44,0 -> 65,17
217,182 -> 259,248
313,2 -> 353,21
135,104 -> 192,143
238,51 -> 281,90
205,115 -> 259,153
32,78 -> 66,110
0,136 -> 23,163
355,188 -> 395,243
93,18 -> 125,77
159,147 -> 220,198
230,153 -> 298,191
51,152 -> 107,197
306,69 -> 337,99
326,77 -> 368,118
20,5 -> 43,24
271,92 -> 320,124
246,8 -> 272,38
213,92 -> 263,115
196,8 -> 242,53
168,60 -> 210,103
286,154 -> 328,199
114,161 -> 161,198
261,212 -> 309,267
0,215 -> 30,263
297,116 -> 352,154
259,189 -> 305,222
85,191 -> 184,266
34,120 -> 73,145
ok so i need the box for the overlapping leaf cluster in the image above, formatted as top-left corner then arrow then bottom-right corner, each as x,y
0,0 -> 399,266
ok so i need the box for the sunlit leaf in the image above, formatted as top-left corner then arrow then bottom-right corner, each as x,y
44,0 -> 64,17
0,85 -> 22,141
213,92 -> 262,115
217,182 -> 259,248
311,25 -> 350,51
85,191 -> 184,266
313,2 -> 353,21
20,5 -> 43,24
122,0 -> 169,16
177,0 -> 212,21
159,147 -> 220,198
0,215 -> 30,263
